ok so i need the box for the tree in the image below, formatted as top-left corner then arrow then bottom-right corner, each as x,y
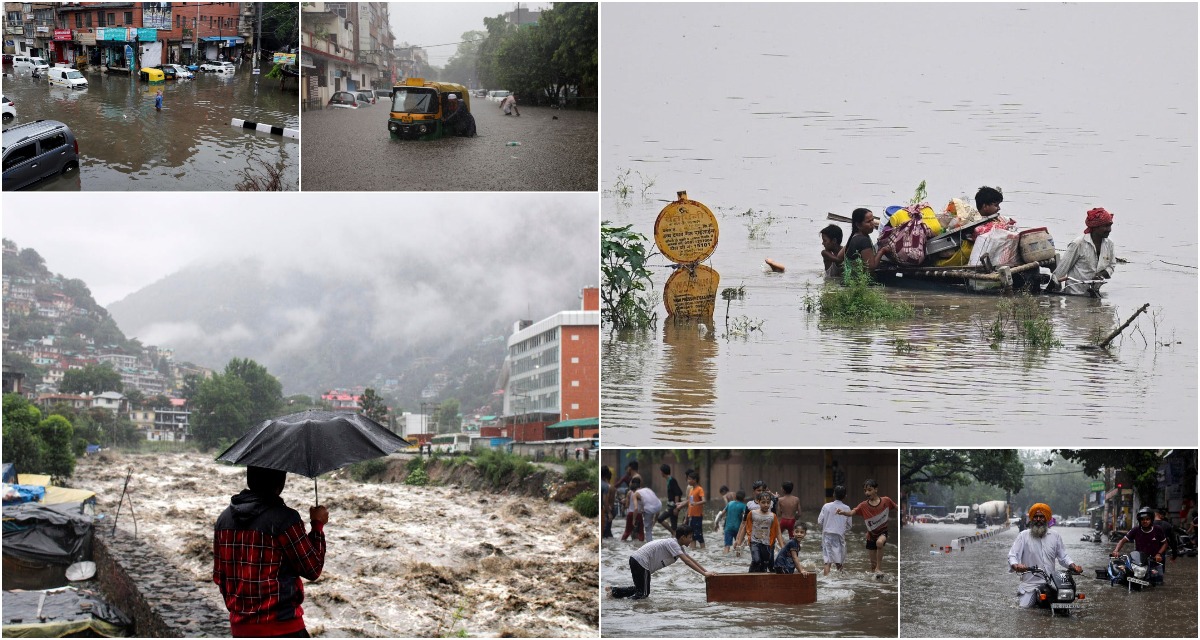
3,352 -> 43,388
434,398 -> 462,433
601,223 -> 658,329
190,359 -> 283,450
124,388 -> 146,410
224,358 -> 283,419
39,415 -> 76,481
60,363 -> 123,395
359,388 -> 389,425
901,450 -> 1024,494
3,394 -> 44,473
441,30 -> 485,86
1054,449 -> 1165,507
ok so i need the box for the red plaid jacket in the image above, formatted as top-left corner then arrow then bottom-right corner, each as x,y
213,490 -> 325,637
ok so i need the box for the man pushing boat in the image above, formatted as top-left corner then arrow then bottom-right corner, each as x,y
1050,207 -> 1116,296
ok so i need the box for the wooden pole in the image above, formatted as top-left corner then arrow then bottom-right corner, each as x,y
1099,303 -> 1150,349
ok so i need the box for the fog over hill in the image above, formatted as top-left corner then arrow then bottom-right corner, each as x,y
98,200 -> 597,397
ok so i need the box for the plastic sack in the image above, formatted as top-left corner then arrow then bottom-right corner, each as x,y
969,227 -> 1021,268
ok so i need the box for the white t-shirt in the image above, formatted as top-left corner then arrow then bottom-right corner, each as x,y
635,487 -> 662,514
631,538 -> 687,573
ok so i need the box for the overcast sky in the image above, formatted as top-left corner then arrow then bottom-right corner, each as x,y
2,192 -> 598,310
388,2 -> 554,66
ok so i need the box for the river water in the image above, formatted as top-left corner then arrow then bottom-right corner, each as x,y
900,522 -> 1198,637
3,64 -> 298,190
601,526 -> 898,637
600,3 -> 1197,446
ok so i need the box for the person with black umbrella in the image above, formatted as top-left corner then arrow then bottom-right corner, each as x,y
214,466 -> 327,638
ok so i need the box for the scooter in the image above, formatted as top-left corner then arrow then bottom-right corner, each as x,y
1104,551 -> 1163,591
1025,565 -> 1085,616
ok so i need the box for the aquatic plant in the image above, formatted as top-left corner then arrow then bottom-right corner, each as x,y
601,222 -> 658,330
721,284 -> 746,327
892,337 -> 914,354
723,316 -> 765,339
982,295 -> 1061,350
738,208 -> 778,240
606,168 -> 633,202
809,262 -> 914,324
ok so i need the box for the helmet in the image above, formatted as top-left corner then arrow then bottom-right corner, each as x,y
1137,507 -> 1154,523
1027,503 -> 1051,520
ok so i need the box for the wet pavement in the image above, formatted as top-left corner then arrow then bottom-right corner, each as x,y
3,63 -> 298,191
300,97 -> 597,191
901,522 -> 1198,637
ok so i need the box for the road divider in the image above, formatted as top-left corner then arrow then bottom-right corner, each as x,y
230,118 -> 298,139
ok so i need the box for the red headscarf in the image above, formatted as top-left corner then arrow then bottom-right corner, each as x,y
1084,207 -> 1114,233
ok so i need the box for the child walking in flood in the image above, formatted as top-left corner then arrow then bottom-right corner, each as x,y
836,479 -> 897,579
155,90 -> 163,111
818,485 -> 853,575
735,492 -> 780,572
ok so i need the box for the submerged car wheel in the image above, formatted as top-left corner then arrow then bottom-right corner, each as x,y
61,160 -> 78,175
2,113 -> 12,123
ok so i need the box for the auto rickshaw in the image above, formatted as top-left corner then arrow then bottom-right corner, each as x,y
386,78 -> 471,140
138,67 -> 165,83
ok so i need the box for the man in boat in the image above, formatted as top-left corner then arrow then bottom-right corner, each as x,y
1050,207 -> 1115,295
1007,503 -> 1082,608
442,94 -> 477,137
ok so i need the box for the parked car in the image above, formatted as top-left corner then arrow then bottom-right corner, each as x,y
199,61 -> 235,73
486,89 -> 511,102
46,66 -> 88,89
13,56 -> 49,75
374,88 -> 391,104
354,90 -> 375,106
2,119 -> 80,190
164,64 -> 194,79
327,91 -> 359,109
1062,516 -> 1091,527
2,97 -> 14,124
473,88 -> 487,98
154,65 -> 177,80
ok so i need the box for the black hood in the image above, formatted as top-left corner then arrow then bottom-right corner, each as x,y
228,489 -> 285,526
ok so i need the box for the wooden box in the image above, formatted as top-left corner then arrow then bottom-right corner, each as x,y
704,571 -> 817,604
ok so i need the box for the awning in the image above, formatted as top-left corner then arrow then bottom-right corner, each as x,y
545,417 -> 599,430
200,36 -> 244,43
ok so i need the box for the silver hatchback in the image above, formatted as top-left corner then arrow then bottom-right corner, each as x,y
2,119 -> 80,190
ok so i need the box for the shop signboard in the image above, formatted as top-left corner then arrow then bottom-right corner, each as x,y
53,29 -> 72,41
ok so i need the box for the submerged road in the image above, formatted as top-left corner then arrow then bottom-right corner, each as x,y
300,98 -> 597,191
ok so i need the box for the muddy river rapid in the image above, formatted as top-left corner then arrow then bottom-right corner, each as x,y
600,3 -> 1197,446
73,451 -> 597,637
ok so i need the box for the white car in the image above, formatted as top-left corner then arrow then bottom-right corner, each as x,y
165,64 -> 194,79
2,96 -> 15,124
487,89 -> 511,102
200,61 -> 235,74
13,55 -> 49,75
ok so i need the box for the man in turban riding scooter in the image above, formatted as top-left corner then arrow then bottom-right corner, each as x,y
1007,503 -> 1083,607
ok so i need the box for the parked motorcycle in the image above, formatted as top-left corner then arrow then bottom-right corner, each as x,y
1104,551 -> 1163,591
1025,565 -> 1085,616
1177,533 -> 1198,557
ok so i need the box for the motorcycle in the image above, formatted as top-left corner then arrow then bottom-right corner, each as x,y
1081,527 -> 1106,543
1104,551 -> 1163,591
1176,533 -> 1197,557
1025,565 -> 1085,616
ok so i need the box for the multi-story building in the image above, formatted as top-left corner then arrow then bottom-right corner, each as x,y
301,2 -> 396,109
503,287 -> 599,442
2,2 -> 56,58
150,398 -> 190,441
51,2 -> 245,68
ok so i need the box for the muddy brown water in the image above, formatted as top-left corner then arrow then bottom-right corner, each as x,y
300,98 -> 597,191
3,64 -> 298,190
73,451 -> 597,637
901,522 -> 1198,637
600,3 -> 1197,446
600,520 -> 898,637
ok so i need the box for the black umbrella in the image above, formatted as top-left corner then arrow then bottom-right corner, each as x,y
216,410 -> 409,504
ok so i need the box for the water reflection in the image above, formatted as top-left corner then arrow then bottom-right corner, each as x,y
653,319 -> 718,442
901,523 -> 1198,637
4,65 -> 297,190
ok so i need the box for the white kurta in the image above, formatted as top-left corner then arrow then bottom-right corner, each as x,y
1007,530 -> 1075,604
1052,234 -> 1116,295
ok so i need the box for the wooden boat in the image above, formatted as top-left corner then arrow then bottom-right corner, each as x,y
705,571 -> 817,604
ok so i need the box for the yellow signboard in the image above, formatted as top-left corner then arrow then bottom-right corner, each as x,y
272,53 -> 297,64
664,264 -> 720,318
654,191 -> 719,265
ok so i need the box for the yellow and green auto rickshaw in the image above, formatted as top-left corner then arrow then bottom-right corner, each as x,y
138,67 -> 165,83
385,78 -> 471,140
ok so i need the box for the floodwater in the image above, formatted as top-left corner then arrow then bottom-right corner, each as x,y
600,3 -> 1197,446
3,64 -> 298,190
600,526 -> 897,637
72,451 -> 597,637
900,522 -> 1198,637
301,98 -> 597,191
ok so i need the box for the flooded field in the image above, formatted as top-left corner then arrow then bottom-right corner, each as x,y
3,64 -> 297,190
600,3 -> 1197,446
74,451 -> 597,637
901,522 -> 1198,637
600,527 -> 897,637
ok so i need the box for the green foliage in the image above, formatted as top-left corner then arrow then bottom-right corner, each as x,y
349,458 -> 390,482
601,222 -> 658,330
810,263 -> 913,324
571,490 -> 599,518
901,450 -> 1025,494
38,414 -> 76,481
474,449 -> 535,486
190,358 -> 283,450
358,388 -> 389,425
406,457 -> 430,486
433,399 -> 462,433
563,460 -> 597,483
1054,449 -> 1165,507
982,295 -> 1062,350
4,353 -> 44,388
60,363 -> 123,395
3,394 -> 45,472
477,3 -> 596,106
910,180 -> 928,205
737,208 -> 777,240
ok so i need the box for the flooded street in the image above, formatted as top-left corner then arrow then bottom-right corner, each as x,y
73,451 -> 597,637
600,3 -> 1196,446
300,99 -> 597,191
3,65 -> 298,190
601,529 -> 897,637
900,523 -> 1198,637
